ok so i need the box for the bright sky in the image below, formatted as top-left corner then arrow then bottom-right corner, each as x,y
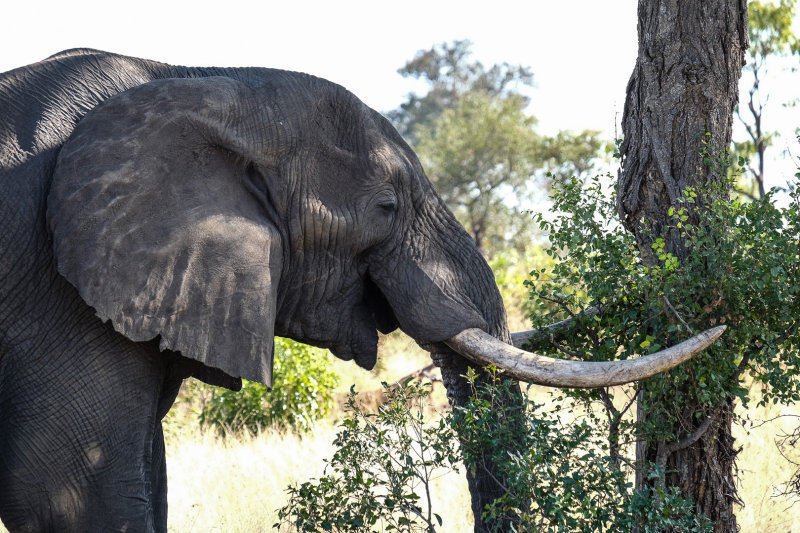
3,0 -> 798,187
2,0 -> 638,137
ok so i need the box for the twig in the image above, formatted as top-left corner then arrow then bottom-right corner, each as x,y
550,339 -> 586,360
663,296 -> 694,335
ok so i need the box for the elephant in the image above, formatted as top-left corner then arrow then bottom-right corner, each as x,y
0,49 -> 724,532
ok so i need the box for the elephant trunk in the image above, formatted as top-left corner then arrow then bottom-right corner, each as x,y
428,348 -> 522,533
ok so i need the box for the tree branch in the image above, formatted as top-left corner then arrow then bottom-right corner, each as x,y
511,305 -> 604,349
663,296 -> 695,334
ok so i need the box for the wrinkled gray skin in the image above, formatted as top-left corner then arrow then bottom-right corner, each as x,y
0,50 -> 516,532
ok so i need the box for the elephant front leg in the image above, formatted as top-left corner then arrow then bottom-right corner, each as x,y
431,350 -> 525,533
0,324 -> 173,533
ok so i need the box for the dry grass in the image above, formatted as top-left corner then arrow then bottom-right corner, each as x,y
166,426 -> 336,532
164,409 -> 473,533
733,398 -> 800,532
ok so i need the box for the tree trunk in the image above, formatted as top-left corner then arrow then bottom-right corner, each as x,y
619,0 -> 747,262
618,1 -> 747,531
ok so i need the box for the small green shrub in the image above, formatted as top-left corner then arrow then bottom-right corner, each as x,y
276,379 -> 459,532
454,368 -> 711,533
199,338 -> 339,434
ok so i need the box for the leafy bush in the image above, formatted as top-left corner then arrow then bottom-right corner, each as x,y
528,168 -> 800,414
276,380 -> 459,532
523,162 -> 800,519
199,338 -> 339,434
454,368 -> 711,533
276,371 -> 709,532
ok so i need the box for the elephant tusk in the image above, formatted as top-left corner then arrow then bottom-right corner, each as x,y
444,325 -> 727,388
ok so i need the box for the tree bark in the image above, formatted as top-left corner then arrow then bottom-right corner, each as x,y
618,1 -> 747,532
618,0 -> 747,261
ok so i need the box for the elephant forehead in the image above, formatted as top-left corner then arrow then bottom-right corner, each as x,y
366,135 -> 408,175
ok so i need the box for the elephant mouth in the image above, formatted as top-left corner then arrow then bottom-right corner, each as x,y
325,274 -> 399,370
362,275 -> 399,335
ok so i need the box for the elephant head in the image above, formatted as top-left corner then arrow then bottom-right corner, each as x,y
47,72 -> 723,395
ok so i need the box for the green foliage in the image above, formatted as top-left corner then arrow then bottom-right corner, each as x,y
414,91 -> 542,255
199,338 -> 339,434
538,129 -> 610,182
734,0 -> 800,198
748,0 -> 800,61
453,368 -> 711,533
387,40 -> 533,143
526,165 -> 800,489
621,485 -> 712,533
276,380 -> 459,532
488,247 -> 554,323
278,368 -> 710,532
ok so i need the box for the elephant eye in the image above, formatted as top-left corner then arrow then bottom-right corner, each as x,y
378,198 -> 397,212
375,192 -> 398,214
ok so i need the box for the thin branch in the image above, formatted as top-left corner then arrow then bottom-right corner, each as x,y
737,187 -> 758,201
663,296 -> 695,334
511,304 -> 603,348
749,413 -> 800,430
619,387 -> 640,419
550,338 -> 587,360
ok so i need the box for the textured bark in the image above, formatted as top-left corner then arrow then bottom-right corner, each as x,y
618,1 -> 747,532
618,0 -> 748,262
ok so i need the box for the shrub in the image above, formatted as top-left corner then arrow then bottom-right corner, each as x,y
523,163 -> 800,522
276,379 -> 459,532
199,338 -> 339,434
276,369 -> 709,532
453,368 -> 711,533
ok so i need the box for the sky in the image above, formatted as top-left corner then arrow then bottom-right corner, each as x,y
2,0 -> 639,136
2,0 -> 799,188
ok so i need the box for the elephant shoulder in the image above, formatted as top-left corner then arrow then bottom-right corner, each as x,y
0,51 -> 169,171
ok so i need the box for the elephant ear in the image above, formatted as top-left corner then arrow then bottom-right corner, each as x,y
47,77 -> 286,387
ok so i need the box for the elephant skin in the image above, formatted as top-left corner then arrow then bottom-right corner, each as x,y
0,50 -> 512,532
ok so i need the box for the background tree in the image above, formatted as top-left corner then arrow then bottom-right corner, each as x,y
735,0 -> 800,199
392,41 -> 604,258
617,1 -> 748,531
388,40 -> 534,145
413,92 -> 540,256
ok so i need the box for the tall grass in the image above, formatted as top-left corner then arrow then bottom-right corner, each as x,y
165,409 -> 473,532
